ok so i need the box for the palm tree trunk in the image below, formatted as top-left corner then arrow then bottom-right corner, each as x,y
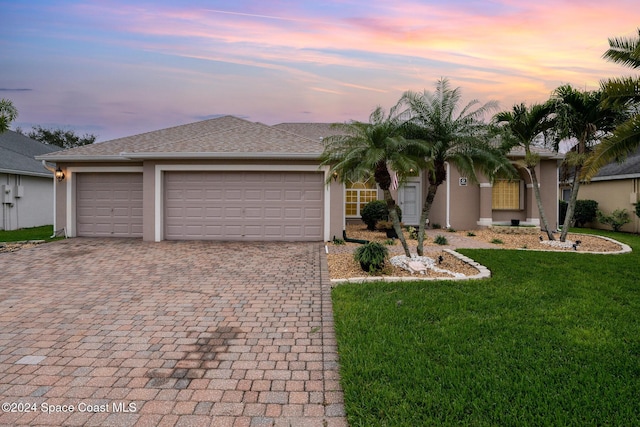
416,183 -> 439,256
560,166 -> 582,242
528,165 -> 555,240
382,189 -> 412,257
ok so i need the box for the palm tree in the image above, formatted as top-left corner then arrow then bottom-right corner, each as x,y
400,78 -> 515,256
319,106 -> 426,257
493,102 -> 557,240
552,85 -> 621,241
583,28 -> 640,179
0,98 -> 18,133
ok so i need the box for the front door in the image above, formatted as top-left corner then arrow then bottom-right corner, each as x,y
399,181 -> 421,226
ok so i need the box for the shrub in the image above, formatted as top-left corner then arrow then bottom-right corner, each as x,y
466,232 -> 476,237
353,242 -> 389,273
432,223 -> 442,229
361,200 -> 387,231
574,200 -> 598,227
332,237 -> 345,245
361,200 -> 402,231
383,238 -> 396,246
491,238 -> 504,244
434,235 -> 448,245
407,226 -> 418,240
597,209 -> 631,232
635,203 -> 640,219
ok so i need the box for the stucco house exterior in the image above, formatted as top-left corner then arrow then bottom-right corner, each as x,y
0,130 -> 60,231
574,146 -> 640,233
37,116 -> 562,241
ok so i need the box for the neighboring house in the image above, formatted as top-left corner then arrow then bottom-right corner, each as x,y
0,130 -> 60,231
573,146 -> 640,233
36,116 -> 563,242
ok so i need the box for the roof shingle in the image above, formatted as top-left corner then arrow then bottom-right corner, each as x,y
0,130 -> 61,176
39,116 -> 324,160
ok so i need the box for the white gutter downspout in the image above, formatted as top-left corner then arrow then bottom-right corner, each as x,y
41,160 -> 58,238
445,162 -> 451,229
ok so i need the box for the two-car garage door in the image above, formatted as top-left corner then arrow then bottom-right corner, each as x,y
164,171 -> 323,241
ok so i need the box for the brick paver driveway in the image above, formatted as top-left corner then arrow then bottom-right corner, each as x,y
0,239 -> 346,427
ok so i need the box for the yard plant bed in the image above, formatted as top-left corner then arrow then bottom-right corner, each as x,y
327,225 -> 626,280
327,250 -> 479,280
332,229 -> 640,426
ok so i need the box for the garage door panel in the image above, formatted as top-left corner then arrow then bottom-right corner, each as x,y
285,190 -> 302,201
264,207 -> 282,218
305,190 -> 322,201
264,190 -> 283,201
76,173 -> 143,237
164,171 -> 323,241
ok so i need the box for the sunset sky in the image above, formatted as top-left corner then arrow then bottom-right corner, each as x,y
1,1 -> 638,142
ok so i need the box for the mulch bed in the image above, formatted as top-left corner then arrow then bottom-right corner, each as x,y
327,224 -> 626,280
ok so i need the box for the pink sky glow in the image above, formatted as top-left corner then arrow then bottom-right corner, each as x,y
1,0 -> 638,141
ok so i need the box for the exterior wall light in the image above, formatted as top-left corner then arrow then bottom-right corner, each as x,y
332,171 -> 338,181
55,167 -> 65,182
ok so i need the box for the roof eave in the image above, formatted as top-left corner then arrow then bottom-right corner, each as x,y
119,152 -> 322,160
0,168 -> 52,178
34,155 -> 136,162
591,173 -> 640,182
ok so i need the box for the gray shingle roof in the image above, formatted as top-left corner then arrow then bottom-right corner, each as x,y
38,116 -> 324,161
0,130 -> 61,177
592,146 -> 640,180
273,123 -> 345,141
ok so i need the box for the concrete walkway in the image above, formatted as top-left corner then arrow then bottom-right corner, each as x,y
0,239 -> 346,427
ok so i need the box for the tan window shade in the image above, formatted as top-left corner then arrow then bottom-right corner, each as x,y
492,180 -> 520,210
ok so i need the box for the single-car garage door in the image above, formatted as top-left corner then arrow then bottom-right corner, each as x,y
76,173 -> 143,237
164,171 -> 323,241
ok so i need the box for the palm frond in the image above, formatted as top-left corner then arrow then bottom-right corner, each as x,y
603,28 -> 640,69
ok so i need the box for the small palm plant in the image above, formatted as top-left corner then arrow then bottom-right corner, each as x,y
354,242 -> 389,273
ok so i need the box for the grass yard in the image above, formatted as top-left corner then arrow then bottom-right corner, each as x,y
0,225 -> 56,242
332,229 -> 640,426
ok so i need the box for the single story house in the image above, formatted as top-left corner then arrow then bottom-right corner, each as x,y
0,130 -> 60,231
575,146 -> 640,233
37,116 -> 562,241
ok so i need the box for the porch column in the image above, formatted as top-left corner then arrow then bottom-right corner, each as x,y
478,182 -> 493,227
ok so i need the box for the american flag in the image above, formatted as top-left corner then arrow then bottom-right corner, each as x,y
390,168 -> 399,191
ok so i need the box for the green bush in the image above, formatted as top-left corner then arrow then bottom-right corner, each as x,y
360,200 -> 387,231
635,203 -> 640,219
353,242 -> 389,273
597,209 -> 631,232
360,200 -> 402,231
434,235 -> 448,245
574,199 -> 598,227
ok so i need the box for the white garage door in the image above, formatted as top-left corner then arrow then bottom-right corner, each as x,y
164,171 -> 323,241
76,173 -> 143,237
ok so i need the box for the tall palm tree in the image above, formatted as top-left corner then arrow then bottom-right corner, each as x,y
0,98 -> 18,133
552,85 -> 621,241
400,78 -> 515,256
493,102 -> 556,240
319,106 -> 426,257
583,28 -> 640,179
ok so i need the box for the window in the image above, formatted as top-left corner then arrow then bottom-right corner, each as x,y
345,178 -> 378,217
492,180 -> 523,210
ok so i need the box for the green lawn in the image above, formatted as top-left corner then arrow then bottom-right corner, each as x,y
0,225 -> 56,242
332,229 -> 640,426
